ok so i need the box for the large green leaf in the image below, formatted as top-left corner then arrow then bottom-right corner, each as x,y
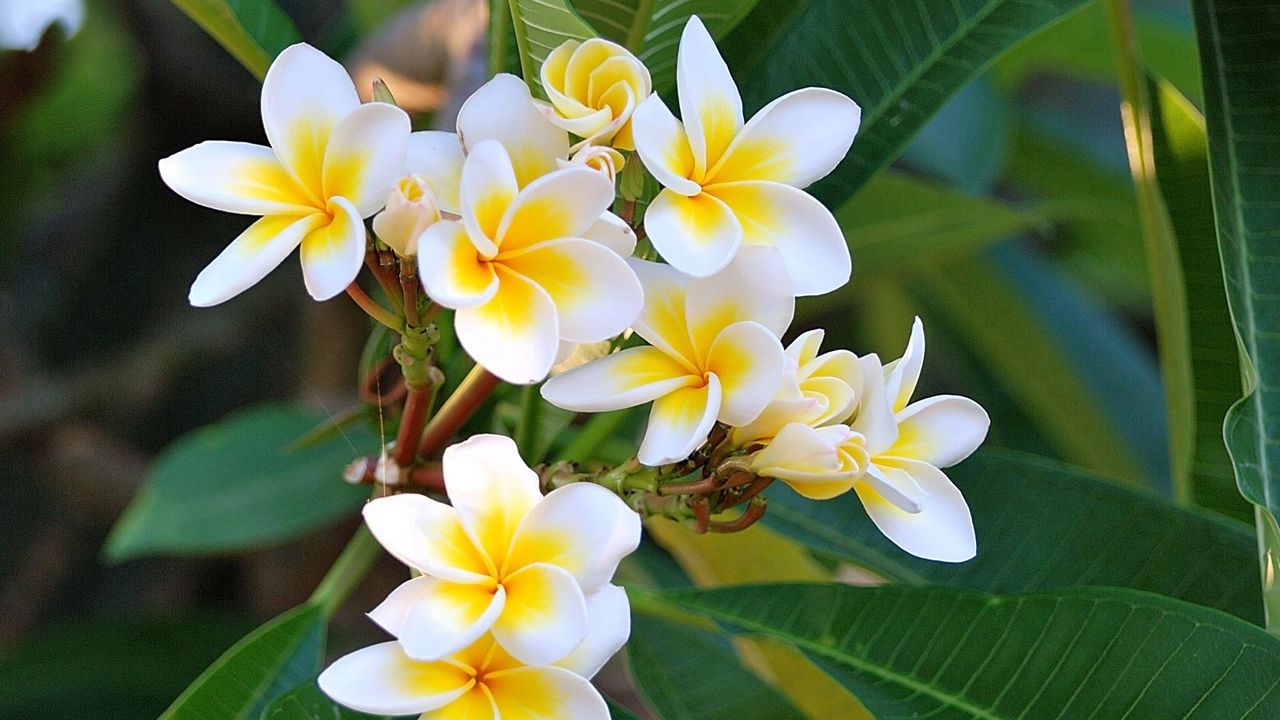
763,449 -> 1261,624
663,583 -> 1280,719
627,612 -> 805,720
0,614 -> 254,720
169,0 -> 301,80
161,604 -> 326,720
1148,76 -> 1246,520
261,681 -> 385,719
743,0 -> 1092,207
1193,4 -> 1280,516
571,0 -> 758,89
106,405 -> 378,561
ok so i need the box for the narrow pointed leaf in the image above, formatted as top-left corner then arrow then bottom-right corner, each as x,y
169,0 -> 301,80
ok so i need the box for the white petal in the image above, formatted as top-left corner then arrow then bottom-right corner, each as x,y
0,0 -> 82,51
261,44 -> 360,198
704,321 -> 786,426
582,211 -> 637,256
455,267 -> 561,384
491,562 -> 588,665
158,141 -> 314,216
495,167 -> 615,253
188,213 -> 325,307
861,463 -> 927,513
442,434 -> 542,571
500,238 -> 642,343
486,666 -> 609,720
404,130 -> 465,214
676,16 -> 742,179
686,245 -> 795,356
299,195 -> 366,301
631,95 -> 700,196
541,346 -> 698,413
459,139 -> 519,256
362,494 -> 493,583
421,686 -> 497,720
628,258 -> 699,369
323,101 -> 412,216
857,459 -> 976,563
369,576 -> 506,661
705,180 -> 850,296
638,374 -> 722,466
884,317 -> 925,413
555,584 -> 631,679
418,220 -> 499,309
457,73 -> 568,186
889,395 -> 990,468
507,484 -> 642,589
318,642 -> 473,716
708,88 -> 860,187
644,188 -> 742,278
851,353 -> 899,455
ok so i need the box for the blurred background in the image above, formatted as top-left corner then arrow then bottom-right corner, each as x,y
0,0 -> 1211,716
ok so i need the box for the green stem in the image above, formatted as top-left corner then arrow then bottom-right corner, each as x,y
309,526 -> 380,620
1104,0 -> 1196,504
515,384 -> 542,462
489,0 -> 512,76
346,283 -> 402,332
557,409 -> 630,462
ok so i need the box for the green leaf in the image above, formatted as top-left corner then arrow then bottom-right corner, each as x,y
828,170 -> 1044,278
506,0 -> 598,96
571,0 -> 760,89
743,0 -> 1092,207
106,405 -> 378,561
1148,75 -> 1246,520
169,0 -> 301,80
261,681 -> 385,719
1193,3 -> 1280,518
663,583 -> 1280,718
606,698 -> 644,720
627,612 -> 806,720
161,604 -> 326,720
763,449 -> 1262,624
0,614 -> 254,720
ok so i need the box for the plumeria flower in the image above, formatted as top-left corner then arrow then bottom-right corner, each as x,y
543,247 -> 792,465
631,16 -> 859,295
416,139 -> 643,384
750,422 -> 870,500
159,44 -> 410,305
361,435 -> 641,665
539,38 -> 652,151
559,143 -> 626,184
372,174 -> 441,257
732,329 -> 863,445
846,318 -> 988,562
319,588 -> 626,720
0,0 -> 81,51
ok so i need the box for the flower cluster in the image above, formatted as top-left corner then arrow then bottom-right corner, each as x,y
160,12 -> 991,716
319,435 -> 640,717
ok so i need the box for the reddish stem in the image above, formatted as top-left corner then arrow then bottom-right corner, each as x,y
417,365 -> 501,457
393,386 -> 432,468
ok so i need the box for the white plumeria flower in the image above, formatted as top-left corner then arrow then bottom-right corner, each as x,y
405,73 -> 637,256
372,174 -> 441,258
848,318 -> 988,562
159,44 -> 410,305
361,435 -> 641,665
416,139 -> 643,384
558,143 -> 626,184
538,38 -> 652,151
732,328 -> 863,445
0,0 -> 81,51
319,590 -> 626,720
631,16 -> 859,295
750,422 -> 870,500
542,247 -> 792,466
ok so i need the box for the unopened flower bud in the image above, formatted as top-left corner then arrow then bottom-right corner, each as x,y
557,144 -> 625,184
749,423 -> 870,500
540,38 -> 651,150
372,174 -> 440,258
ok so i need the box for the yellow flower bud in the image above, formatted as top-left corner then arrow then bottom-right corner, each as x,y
372,174 -> 440,258
540,38 -> 651,150
558,143 -> 625,184
749,424 -> 870,500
